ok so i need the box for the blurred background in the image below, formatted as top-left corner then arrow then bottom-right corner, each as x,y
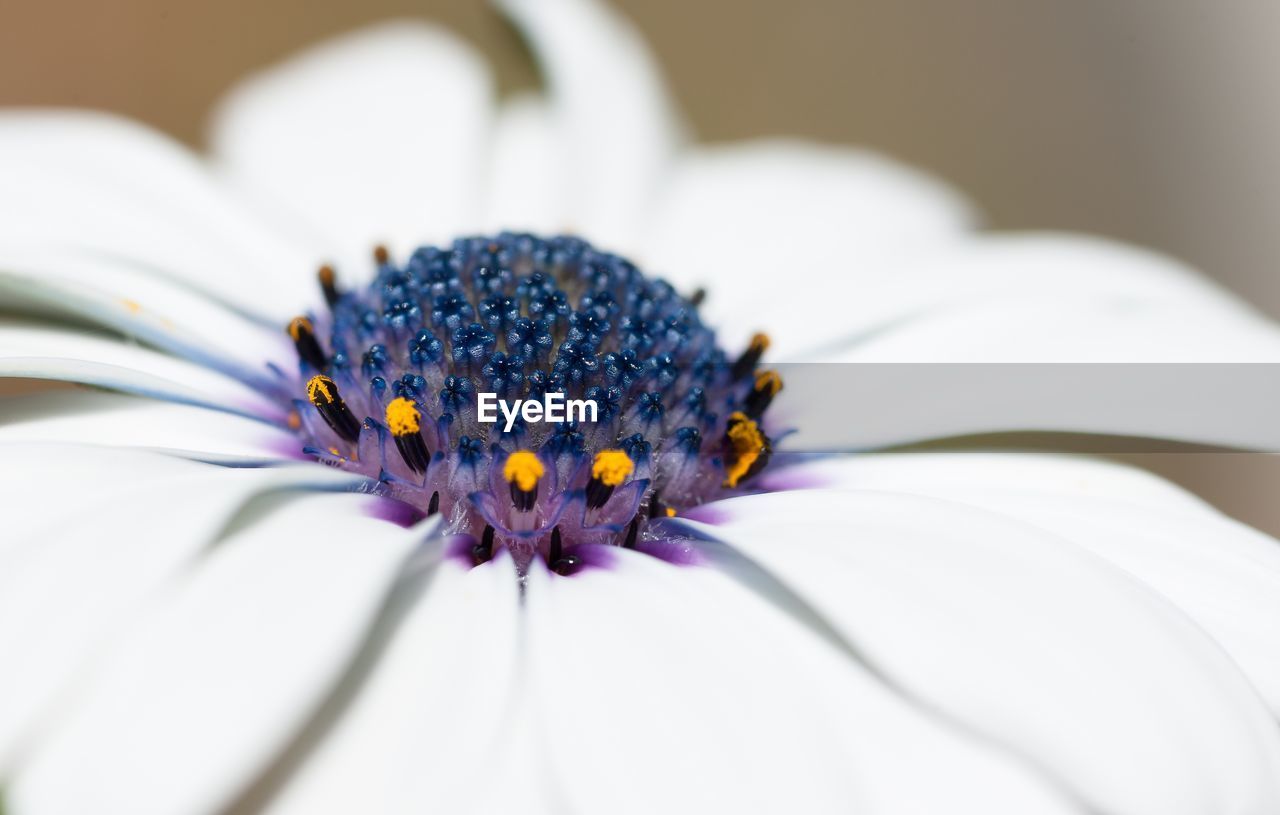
1,0 -> 1278,529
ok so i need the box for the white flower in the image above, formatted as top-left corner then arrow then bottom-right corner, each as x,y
1,1 -> 1280,814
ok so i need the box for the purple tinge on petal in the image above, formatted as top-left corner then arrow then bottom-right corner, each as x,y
264,435 -> 309,462
561,533 -> 705,576
633,534 -> 706,566
444,533 -> 482,568
755,464 -> 835,492
365,495 -> 426,528
557,543 -> 619,575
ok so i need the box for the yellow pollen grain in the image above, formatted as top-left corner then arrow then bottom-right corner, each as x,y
288,316 -> 313,341
749,332 -> 771,354
665,507 -> 677,517
318,265 -> 335,286
591,449 -> 634,487
306,375 -> 336,406
385,397 -> 421,437
724,411 -> 765,488
753,369 -> 783,396
503,450 -> 545,492
286,410 -> 301,431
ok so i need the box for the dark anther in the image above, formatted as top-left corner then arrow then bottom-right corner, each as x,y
427,490 -> 440,516
549,526 -> 563,564
373,245 -> 391,266
624,516 -> 639,549
552,554 -> 581,576
288,317 -> 328,371
689,287 -> 706,307
585,477 -> 615,510
393,432 -> 430,475
318,265 -> 341,309
510,481 -> 537,512
730,332 -> 770,381
386,397 -> 429,474
306,375 -> 361,443
744,370 -> 783,418
473,525 -> 495,565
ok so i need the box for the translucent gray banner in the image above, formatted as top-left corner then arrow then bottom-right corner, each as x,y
768,364 -> 1280,452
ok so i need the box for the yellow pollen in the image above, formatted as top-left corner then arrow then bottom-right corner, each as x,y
503,450 -> 545,492
122,299 -> 142,314
286,410 -> 301,431
288,316 -> 313,342
373,245 -> 390,265
753,369 -> 783,397
385,397 -> 421,437
592,449 -> 634,487
724,411 -> 765,488
749,332 -> 771,354
318,265 -> 336,286
306,375 -> 336,406
665,507 -> 677,517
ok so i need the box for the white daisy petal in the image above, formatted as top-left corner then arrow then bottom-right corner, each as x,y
0,111 -> 315,322
760,454 -> 1280,716
258,551 -> 526,815
521,549 -> 1081,814
209,21 -> 493,271
8,493 -> 433,815
0,322 -> 286,420
0,246 -> 295,386
642,139 -> 974,351
804,234 -> 1280,362
687,490 -> 1280,815
481,95 -> 565,235
0,444 -> 368,770
497,0 -> 683,252
840,296 -> 1280,362
0,391 -> 299,464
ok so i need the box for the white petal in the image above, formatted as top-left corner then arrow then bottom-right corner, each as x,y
806,234 -> 1280,362
0,445 -> 367,770
259,551 -> 527,815
0,110 -> 317,323
641,139 -> 974,351
497,0 -> 683,251
0,391 -> 299,464
686,489 -> 1280,814
0,322 -> 286,420
521,550 -> 1081,814
761,454 -> 1280,716
481,95 -> 566,235
8,493 -> 431,815
0,440 -> 361,569
210,22 -> 493,271
0,246 -> 295,387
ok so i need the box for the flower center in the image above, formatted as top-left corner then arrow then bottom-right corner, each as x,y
285,233 -> 780,574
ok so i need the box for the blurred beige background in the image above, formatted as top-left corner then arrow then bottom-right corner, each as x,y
2,0 -> 1280,530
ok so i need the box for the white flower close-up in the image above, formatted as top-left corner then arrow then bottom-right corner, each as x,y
3,0 -> 1280,814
